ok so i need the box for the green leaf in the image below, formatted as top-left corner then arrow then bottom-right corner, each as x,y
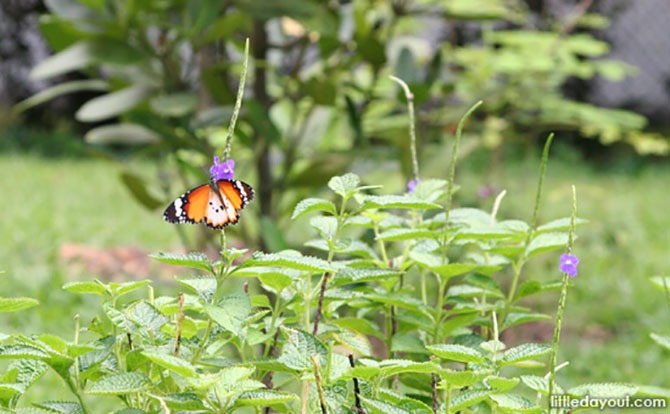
486,376 -> 520,392
514,279 -> 562,301
501,343 -> 551,366
525,232 -> 569,258
30,40 -> 95,80
76,84 -> 152,122
520,375 -> 564,395
328,173 -> 361,195
429,263 -> 479,279
258,271 -> 294,293
176,276 -> 217,302
87,372 -> 150,395
291,198 -> 338,219
489,393 -> 541,413
426,344 -> 487,364
63,280 -> 108,297
0,345 -> 50,360
330,318 -> 382,338
310,216 -> 338,241
277,328 -> 328,372
33,401 -> 84,414
450,389 -> 495,411
150,93 -> 198,117
151,252 -> 214,273
234,390 -> 299,407
243,252 -> 336,273
439,369 -> 492,388
332,268 -> 402,287
112,280 -> 152,298
377,228 -> 438,241
246,99 -> 281,143
157,393 -> 206,410
536,217 -> 588,234
204,294 -> 251,335
141,350 -> 197,378
636,385 -> 670,398
13,80 -> 107,114
361,195 -> 441,210
361,394 -> 432,414
568,383 -> 638,398
650,333 -> 670,350
85,124 -> 161,146
0,297 -> 39,313
501,312 -> 551,330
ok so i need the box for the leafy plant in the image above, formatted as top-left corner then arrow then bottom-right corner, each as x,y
2,104 -> 667,413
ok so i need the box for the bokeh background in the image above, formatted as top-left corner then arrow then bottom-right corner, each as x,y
1,0 -> 669,402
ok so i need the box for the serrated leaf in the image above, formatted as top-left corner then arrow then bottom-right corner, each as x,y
426,344 -> 487,364
141,350 -> 196,378
439,369 -> 492,388
112,280 -> 152,298
430,263 -> 479,279
525,232 -> 569,258
650,333 -> 670,350
292,198 -> 337,219
310,216 -> 338,240
362,195 -> 441,210
258,272 -> 294,293
204,294 -> 251,335
378,360 -> 437,378
0,345 -> 50,360
62,281 -> 108,297
501,312 -> 551,330
636,385 -> 670,398
377,228 -> 438,241
157,393 -> 205,410
486,376 -> 520,392
277,328 -> 328,372
361,396 -> 432,414
489,393 -> 542,413
520,375 -> 564,395
33,401 -> 84,414
243,252 -> 335,273
328,173 -> 360,194
151,252 -> 214,273
330,318 -> 382,338
450,389 -> 495,411
0,297 -> 39,313
515,279 -> 562,301
501,343 -> 551,366
234,390 -> 298,406
176,276 -> 217,302
86,123 -> 161,145
87,372 -> 150,395
568,382 -> 638,398
332,268 -> 401,287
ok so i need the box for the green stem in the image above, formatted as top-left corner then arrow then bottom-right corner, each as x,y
548,186 -> 578,410
389,75 -> 420,181
223,38 -> 250,161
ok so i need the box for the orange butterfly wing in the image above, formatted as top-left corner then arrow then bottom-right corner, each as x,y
164,180 -> 254,229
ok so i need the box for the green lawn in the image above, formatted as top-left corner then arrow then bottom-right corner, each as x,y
1,150 -> 668,401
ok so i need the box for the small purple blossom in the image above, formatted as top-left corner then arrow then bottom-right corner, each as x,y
407,179 -> 421,194
210,156 -> 235,180
477,185 -> 495,199
559,253 -> 579,278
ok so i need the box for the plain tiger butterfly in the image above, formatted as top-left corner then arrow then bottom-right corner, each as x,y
163,179 -> 254,229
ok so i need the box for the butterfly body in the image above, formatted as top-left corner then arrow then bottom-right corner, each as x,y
164,179 -> 254,229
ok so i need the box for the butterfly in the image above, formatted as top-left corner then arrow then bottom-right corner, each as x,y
164,179 -> 254,229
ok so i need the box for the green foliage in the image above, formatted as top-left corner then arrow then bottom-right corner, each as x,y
15,0 -> 668,250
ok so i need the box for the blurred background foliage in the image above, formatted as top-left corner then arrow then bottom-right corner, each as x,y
5,0 -> 669,250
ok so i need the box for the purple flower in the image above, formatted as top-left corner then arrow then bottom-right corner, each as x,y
559,253 -> 579,278
407,179 -> 420,194
477,185 -> 495,198
210,156 -> 235,180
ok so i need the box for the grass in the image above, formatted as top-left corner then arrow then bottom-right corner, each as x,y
1,145 -> 669,402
